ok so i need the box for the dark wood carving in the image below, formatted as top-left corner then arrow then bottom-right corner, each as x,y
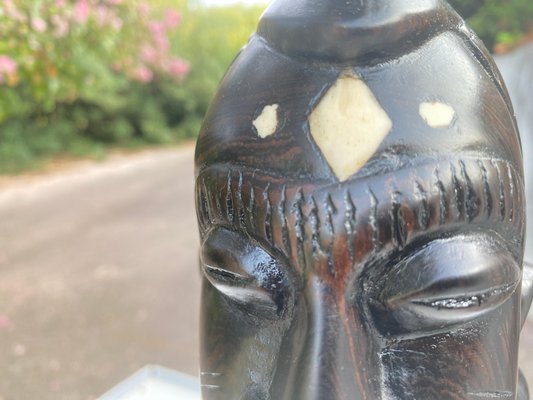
194,0 -> 533,398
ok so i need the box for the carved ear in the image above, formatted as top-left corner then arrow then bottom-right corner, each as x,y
522,262 -> 533,328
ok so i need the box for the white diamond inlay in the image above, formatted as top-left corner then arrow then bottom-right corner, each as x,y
309,75 -> 392,181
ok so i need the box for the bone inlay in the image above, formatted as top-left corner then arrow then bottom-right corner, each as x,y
253,104 -> 279,138
419,101 -> 455,128
309,75 -> 393,182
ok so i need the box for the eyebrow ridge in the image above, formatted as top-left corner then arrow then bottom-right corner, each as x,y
196,158 -> 523,275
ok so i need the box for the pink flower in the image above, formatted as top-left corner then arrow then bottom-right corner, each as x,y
138,2 -> 150,15
166,58 -> 190,79
110,16 -> 123,30
94,5 -> 108,24
52,14 -> 69,37
149,21 -> 166,36
31,17 -> 47,33
55,0 -> 66,7
133,65 -> 153,83
0,55 -> 17,82
164,9 -> 181,29
3,0 -> 26,22
141,45 -> 158,64
73,0 -> 90,23
93,5 -> 122,30
149,22 -> 171,52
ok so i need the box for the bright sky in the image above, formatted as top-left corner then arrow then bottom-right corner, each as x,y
200,0 -> 270,6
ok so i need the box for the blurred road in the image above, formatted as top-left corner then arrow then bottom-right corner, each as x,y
0,144 -> 532,399
0,145 -> 201,400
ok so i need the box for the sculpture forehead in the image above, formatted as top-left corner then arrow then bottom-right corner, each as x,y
196,157 -> 524,274
195,31 -> 522,183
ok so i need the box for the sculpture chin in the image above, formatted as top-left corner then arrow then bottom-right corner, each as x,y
519,370 -> 530,400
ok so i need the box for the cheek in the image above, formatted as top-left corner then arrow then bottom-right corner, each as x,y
200,278 -> 291,399
379,294 -> 521,399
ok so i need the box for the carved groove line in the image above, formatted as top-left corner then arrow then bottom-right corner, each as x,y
507,163 -> 514,223
236,171 -> 247,230
493,161 -> 506,221
390,188 -> 406,249
478,160 -> 493,219
226,171 -> 234,224
293,188 -> 306,273
368,188 -> 381,253
325,194 -> 337,237
195,180 -> 206,233
414,179 -> 430,231
279,185 -> 291,257
450,163 -> 464,220
460,160 -> 479,222
308,195 -> 322,261
248,183 -> 256,231
324,193 -> 337,275
344,190 -> 356,264
203,179 -> 213,226
263,182 -> 273,243
433,166 -> 448,226
214,181 -> 223,220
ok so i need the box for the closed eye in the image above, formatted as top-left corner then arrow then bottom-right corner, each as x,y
200,227 -> 292,318
369,234 -> 521,336
409,281 -> 519,310
203,264 -> 253,286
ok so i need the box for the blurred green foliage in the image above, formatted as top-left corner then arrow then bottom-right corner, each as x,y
171,2 -> 264,141
449,0 -> 533,50
0,0 -> 531,173
0,0 -> 262,173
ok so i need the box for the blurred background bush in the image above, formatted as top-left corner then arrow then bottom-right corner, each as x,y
0,0 -> 262,173
0,0 -> 531,174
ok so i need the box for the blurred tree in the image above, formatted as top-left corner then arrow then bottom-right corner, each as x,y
448,0 -> 485,18
449,0 -> 533,50
164,2 -> 264,138
0,0 -> 190,172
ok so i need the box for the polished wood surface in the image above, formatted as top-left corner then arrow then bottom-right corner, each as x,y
195,1 -> 533,398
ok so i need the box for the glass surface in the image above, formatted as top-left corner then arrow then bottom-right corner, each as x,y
99,365 -> 200,400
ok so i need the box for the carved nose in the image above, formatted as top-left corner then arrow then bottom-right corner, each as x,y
274,275 -> 367,400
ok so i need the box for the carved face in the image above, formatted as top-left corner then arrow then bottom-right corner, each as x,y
195,1 -> 533,399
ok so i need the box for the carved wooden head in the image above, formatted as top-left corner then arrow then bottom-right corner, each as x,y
194,0 -> 533,398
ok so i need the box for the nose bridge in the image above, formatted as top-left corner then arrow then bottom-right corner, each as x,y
287,275 -> 367,400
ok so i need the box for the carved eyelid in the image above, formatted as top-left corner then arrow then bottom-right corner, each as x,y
200,227 -> 287,283
200,227 -> 291,316
380,236 -> 521,314
408,281 -> 519,310
202,264 -> 253,286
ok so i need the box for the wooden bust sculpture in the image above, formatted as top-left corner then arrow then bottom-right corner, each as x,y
194,0 -> 533,398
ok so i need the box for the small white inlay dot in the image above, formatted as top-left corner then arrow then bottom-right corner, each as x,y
419,101 -> 455,128
253,104 -> 279,138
